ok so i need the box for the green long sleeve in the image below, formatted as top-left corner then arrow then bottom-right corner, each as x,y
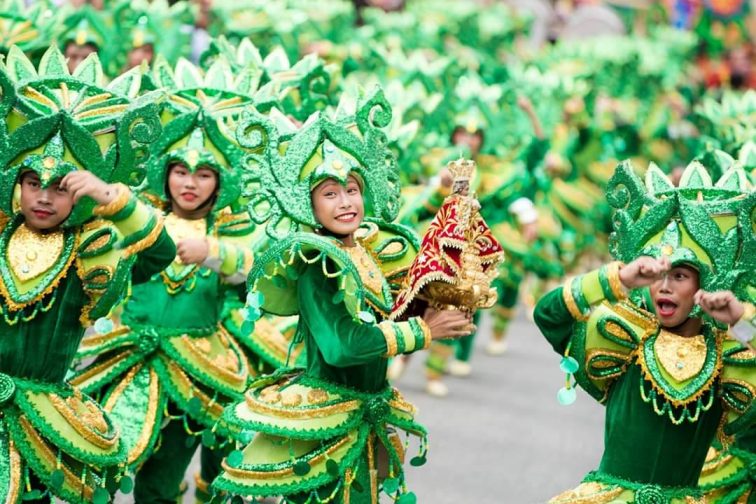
296,264 -> 392,393
534,286 -> 574,355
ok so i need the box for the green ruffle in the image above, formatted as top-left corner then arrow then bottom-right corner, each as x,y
215,369 -> 426,499
0,377 -> 125,503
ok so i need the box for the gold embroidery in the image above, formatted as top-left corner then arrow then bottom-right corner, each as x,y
636,329 -> 725,407
606,261 -> 627,301
720,378 -> 756,412
610,301 -> 658,334
162,359 -> 224,418
379,322 -> 398,357
48,393 -> 116,449
562,278 -> 588,321
700,446 -> 734,476
344,243 -> 384,297
548,481 -> 624,504
7,438 -> 21,503
654,330 -> 707,382
307,389 -> 329,405
245,391 -> 361,419
417,318 -> 432,350
165,214 -> 207,262
7,223 -> 65,282
69,350 -> 134,387
176,328 -> 247,390
585,349 -> 630,381
281,392 -> 303,407
92,183 -> 131,217
122,214 -> 164,257
603,320 -> 636,345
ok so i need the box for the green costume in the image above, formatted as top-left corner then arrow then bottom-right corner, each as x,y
213,89 -> 430,504
535,160 -> 755,503
69,56 -> 261,503
0,46 -> 173,502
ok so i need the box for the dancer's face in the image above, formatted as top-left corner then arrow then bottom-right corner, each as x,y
18,172 -> 73,232
311,175 -> 364,241
649,264 -> 700,328
451,127 -> 483,157
65,42 -> 97,73
167,162 -> 218,216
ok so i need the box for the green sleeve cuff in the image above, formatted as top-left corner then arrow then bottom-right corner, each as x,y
99,193 -> 163,257
380,318 -> 432,356
562,262 -> 626,321
207,237 -> 254,278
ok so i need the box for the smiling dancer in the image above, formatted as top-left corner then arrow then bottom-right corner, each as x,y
0,47 -> 173,502
212,89 -> 472,504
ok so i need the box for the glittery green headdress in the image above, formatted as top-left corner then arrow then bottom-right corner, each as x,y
694,90 -> 756,155
0,45 -> 161,226
239,87 -> 401,239
0,0 -> 54,56
58,6 -> 110,50
111,0 -> 195,72
607,159 -> 755,302
144,56 -> 265,210
201,37 -> 333,121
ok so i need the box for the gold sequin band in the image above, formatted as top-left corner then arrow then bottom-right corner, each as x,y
562,277 -> 588,321
122,214 -> 165,257
380,321 -> 399,357
92,183 -> 131,218
607,261 -> 627,301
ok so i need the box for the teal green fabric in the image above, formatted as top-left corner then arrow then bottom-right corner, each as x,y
298,264 -> 390,393
534,287 -> 724,487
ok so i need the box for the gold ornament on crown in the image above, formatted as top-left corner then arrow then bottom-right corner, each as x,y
447,158 -> 475,181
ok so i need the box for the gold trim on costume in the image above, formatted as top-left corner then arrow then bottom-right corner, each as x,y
17,416 -> 94,501
635,329 -> 725,408
69,350 -> 134,387
7,223 -> 65,282
48,393 -> 116,450
244,392 -> 361,419
606,261 -> 627,300
562,278 -> 587,321
379,322 -> 399,357
122,214 -> 165,257
0,230 -> 79,313
417,318 -> 432,350
6,438 -> 21,503
654,330 -> 707,382
585,349 -> 630,381
221,434 -> 353,479
92,184 -> 131,217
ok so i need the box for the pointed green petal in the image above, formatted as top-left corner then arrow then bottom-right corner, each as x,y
204,59 -> 232,90
175,58 -> 203,88
39,45 -> 69,77
72,53 -> 103,85
264,47 -> 291,74
679,160 -> 712,189
715,166 -> 750,192
644,162 -> 674,194
5,45 -> 37,81
107,66 -> 142,97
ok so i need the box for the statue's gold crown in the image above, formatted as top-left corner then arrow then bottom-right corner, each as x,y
448,158 -> 475,180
